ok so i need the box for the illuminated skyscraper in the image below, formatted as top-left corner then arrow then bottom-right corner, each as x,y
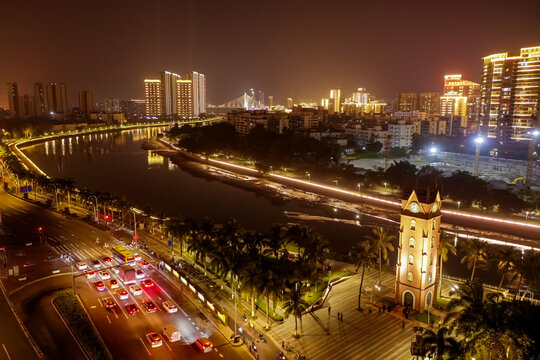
352,88 -> 370,105
480,46 -> 540,142
46,82 -> 67,117
330,89 -> 341,113
268,95 -> 274,108
185,71 -> 206,117
442,75 -> 480,133
33,82 -> 47,117
418,92 -> 441,115
176,80 -> 193,118
144,79 -> 162,117
103,98 -> 120,113
7,82 -> 20,118
287,98 -> 293,109
160,71 -> 181,116
396,93 -> 418,112
78,90 -> 94,115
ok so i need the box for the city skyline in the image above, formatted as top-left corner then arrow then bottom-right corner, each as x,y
1,0 -> 539,107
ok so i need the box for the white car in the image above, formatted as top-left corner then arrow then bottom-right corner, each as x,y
98,270 -> 110,280
77,262 -> 87,271
135,269 -> 145,279
162,301 -> 178,313
129,284 -> 142,296
116,288 -> 129,300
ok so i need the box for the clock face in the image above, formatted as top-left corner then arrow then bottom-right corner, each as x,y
409,202 -> 420,213
432,203 -> 438,212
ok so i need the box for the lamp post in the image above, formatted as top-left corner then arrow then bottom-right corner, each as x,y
306,172 -> 310,181
474,137 -> 484,176
357,183 -> 361,192
457,201 -> 461,212
525,211 -> 530,222
333,179 -> 338,187
91,195 -> 99,222
383,182 -> 388,193
130,209 -> 138,243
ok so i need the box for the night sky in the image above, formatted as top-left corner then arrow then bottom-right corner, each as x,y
1,0 -> 539,107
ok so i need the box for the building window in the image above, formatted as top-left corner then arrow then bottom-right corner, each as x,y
407,272 -> 413,282
409,237 -> 415,248
408,255 -> 414,265
430,254 -> 433,265
428,273 -> 432,283
410,219 -> 416,231
432,219 -> 436,230
431,237 -> 434,248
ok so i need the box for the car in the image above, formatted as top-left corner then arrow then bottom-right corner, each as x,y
141,300 -> 157,313
125,303 -> 139,315
102,298 -> 117,309
93,281 -> 106,292
162,301 -> 178,313
77,262 -> 87,271
139,259 -> 150,269
102,256 -> 113,263
91,259 -> 102,269
146,332 -> 162,348
98,270 -> 110,280
134,253 -> 142,261
113,267 -> 120,274
116,288 -> 128,300
194,337 -> 213,353
109,279 -> 119,289
135,269 -> 145,279
141,279 -> 155,288
129,284 -> 142,296
85,270 -> 96,279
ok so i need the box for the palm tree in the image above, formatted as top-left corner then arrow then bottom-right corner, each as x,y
492,246 -> 519,289
350,240 -> 376,309
257,257 -> 281,330
422,327 -> 463,360
460,239 -> 488,281
264,224 -> 284,257
438,231 -> 457,296
365,226 -> 395,286
509,250 -> 540,300
281,282 -> 309,337
239,255 -> 262,317
187,218 -> 215,275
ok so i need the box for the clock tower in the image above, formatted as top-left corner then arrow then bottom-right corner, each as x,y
394,190 -> 441,312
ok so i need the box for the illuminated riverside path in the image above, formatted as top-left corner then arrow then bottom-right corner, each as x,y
18,128 -> 539,283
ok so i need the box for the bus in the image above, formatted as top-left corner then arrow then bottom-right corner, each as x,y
111,245 -> 135,265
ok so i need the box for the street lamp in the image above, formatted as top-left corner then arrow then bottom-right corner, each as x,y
457,201 -> 461,212
357,183 -> 361,192
474,136 -> 484,176
333,179 -> 338,187
429,146 -> 437,154
306,172 -> 310,180
130,209 -> 138,243
525,211 -> 530,222
91,195 -> 99,222
383,182 -> 388,193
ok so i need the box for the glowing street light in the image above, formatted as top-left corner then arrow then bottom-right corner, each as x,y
525,211 -> 530,222
383,182 -> 388,193
474,136 -> 484,176
429,146 -> 437,154
357,183 -> 361,192
457,201 -> 461,212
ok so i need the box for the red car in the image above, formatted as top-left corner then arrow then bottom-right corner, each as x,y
139,259 -> 150,269
125,303 -> 139,315
141,300 -> 157,313
93,281 -> 106,292
141,279 -> 155,288
102,298 -> 117,309
102,256 -> 113,263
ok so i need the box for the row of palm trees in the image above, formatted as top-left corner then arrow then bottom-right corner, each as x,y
165,217 -> 330,333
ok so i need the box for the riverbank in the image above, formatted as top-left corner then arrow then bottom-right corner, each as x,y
147,138 -> 540,250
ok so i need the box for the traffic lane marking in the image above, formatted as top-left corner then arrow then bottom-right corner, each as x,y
163,338 -> 172,352
139,337 -> 152,357
2,344 -> 11,360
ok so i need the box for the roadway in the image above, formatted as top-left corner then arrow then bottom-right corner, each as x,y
0,187 -> 252,360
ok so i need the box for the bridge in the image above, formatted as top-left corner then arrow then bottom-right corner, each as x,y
209,92 -> 265,110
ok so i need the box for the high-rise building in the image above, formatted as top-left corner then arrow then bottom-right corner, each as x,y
287,98 -> 293,109
395,191 -> 441,312
418,92 -> 441,115
396,93 -> 419,112
352,88 -> 371,105
33,82 -> 47,117
103,98 -> 120,113
185,71 -> 206,117
480,46 -> 540,142
268,96 -> 274,108
78,90 -> 94,115
20,95 -> 35,118
120,99 -> 146,119
176,80 -> 193,118
330,89 -> 341,113
160,71 -> 181,116
442,75 -> 480,133
7,82 -> 20,118
46,82 -> 68,117
144,79 -> 162,117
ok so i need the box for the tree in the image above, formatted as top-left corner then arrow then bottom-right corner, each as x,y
187,218 -> 215,275
366,141 -> 383,153
264,224 -> 284,257
492,246 -> 520,288
350,240 -> 376,309
384,160 -> 417,190
257,257 -> 281,330
281,282 -> 309,337
509,250 -> 540,300
365,226 -> 395,286
460,238 -> 488,282
438,231 -> 457,296
422,327 -> 463,360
